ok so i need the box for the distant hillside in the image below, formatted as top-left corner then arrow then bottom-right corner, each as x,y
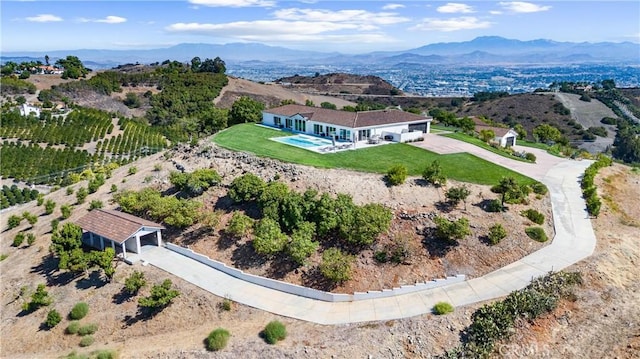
455,93 -> 580,142
275,73 -> 401,96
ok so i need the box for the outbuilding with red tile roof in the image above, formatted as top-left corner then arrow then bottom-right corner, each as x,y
75,209 -> 164,260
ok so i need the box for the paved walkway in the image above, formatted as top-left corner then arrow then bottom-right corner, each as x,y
140,135 -> 596,325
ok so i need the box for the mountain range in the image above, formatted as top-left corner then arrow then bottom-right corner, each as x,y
2,36 -> 639,69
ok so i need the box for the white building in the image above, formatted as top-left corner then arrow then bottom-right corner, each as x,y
262,104 -> 432,143
19,104 -> 41,117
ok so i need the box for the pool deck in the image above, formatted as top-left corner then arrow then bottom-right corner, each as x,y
271,133 -> 395,154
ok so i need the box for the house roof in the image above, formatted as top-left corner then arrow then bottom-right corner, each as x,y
75,209 -> 164,244
264,104 -> 431,129
476,124 -> 515,138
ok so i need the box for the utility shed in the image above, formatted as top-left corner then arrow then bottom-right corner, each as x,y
75,209 -> 164,259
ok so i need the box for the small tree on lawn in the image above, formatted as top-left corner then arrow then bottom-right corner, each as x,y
138,279 -> 180,312
445,186 -> 471,209
320,248 -> 353,283
422,160 -> 447,186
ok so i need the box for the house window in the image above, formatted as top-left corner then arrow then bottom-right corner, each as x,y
274,117 -> 281,126
294,119 -> 306,132
285,118 -> 292,129
339,129 -> 351,141
313,124 -> 322,135
326,126 -> 336,136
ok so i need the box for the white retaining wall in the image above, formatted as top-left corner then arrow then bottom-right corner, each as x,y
165,243 -> 465,302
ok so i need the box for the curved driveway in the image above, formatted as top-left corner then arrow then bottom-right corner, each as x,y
141,134 -> 596,324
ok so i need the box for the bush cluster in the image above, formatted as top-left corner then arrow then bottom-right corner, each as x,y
521,209 -> 545,224
206,328 -> 230,351
169,168 -> 221,197
487,223 -> 507,245
263,320 -> 287,344
45,309 -> 62,328
432,302 -> 454,315
580,155 -> 612,217
445,271 -> 582,358
525,226 -> 548,242
115,188 -> 202,228
69,302 -> 89,320
386,164 -> 408,186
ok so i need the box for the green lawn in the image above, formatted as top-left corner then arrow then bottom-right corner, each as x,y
213,124 -> 536,185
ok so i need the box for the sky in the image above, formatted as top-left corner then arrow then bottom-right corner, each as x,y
2,0 -> 639,53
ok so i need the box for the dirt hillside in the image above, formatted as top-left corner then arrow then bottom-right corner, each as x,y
1,139 -> 638,358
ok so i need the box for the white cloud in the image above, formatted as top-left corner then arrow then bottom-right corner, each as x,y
96,16 -> 127,24
489,10 -> 503,15
167,20 -> 358,37
499,2 -> 551,13
25,14 -> 63,22
272,8 -> 409,26
79,16 -> 127,24
437,3 -> 475,14
188,0 -> 276,7
411,16 -> 491,32
382,3 -> 405,10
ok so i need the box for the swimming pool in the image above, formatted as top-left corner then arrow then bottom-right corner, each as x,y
271,134 -> 334,149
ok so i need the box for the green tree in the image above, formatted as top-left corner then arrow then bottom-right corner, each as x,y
493,176 -> 520,207
228,96 -> 265,125
201,107 -> 228,134
386,164 -> 408,186
44,199 -> 56,215
252,218 -> 288,256
533,124 -> 562,143
433,216 -> 471,243
228,173 -> 266,202
123,92 -> 141,108
458,116 -> 475,133
320,102 -> 337,110
22,284 -> 52,312
320,248 -> 353,283
7,214 -> 23,229
445,186 -> 471,209
138,279 -> 180,311
55,55 -> 89,79
76,187 -> 88,204
479,129 -> 495,143
514,124 -> 527,140
339,203 -> 393,246
60,204 -> 72,219
226,211 -> 254,238
487,223 -> 507,245
422,160 -> 447,186
287,222 -> 319,265
124,271 -> 147,295
206,328 -> 230,351
45,309 -> 62,328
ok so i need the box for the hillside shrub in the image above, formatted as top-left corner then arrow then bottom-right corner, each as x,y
44,199 -> 56,215
422,160 -> 447,186
433,216 -> 471,243
77,323 -> 98,336
206,328 -> 230,351
320,248 -> 353,283
138,279 -> 180,311
51,218 -> 60,233
521,209 -> 545,224
79,335 -> 95,347
66,321 -> 80,335
12,233 -> 25,247
263,320 -> 287,344
89,200 -> 103,210
45,309 -> 62,328
110,184 -> 118,193
26,233 -> 36,246
228,173 -> 266,202
124,271 -> 146,295
128,166 -> 137,175
386,164 -> 408,186
525,227 -> 548,242
69,302 -> 89,320
61,204 -> 72,219
23,211 -> 38,226
487,224 -> 507,245
252,218 -> 288,256
432,302 -> 454,315
226,211 -> 253,238
531,182 -> 548,195
7,214 -> 23,229
525,152 -> 537,162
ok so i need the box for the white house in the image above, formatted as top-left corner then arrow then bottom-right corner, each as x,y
262,104 -> 432,143
470,116 -> 518,147
19,104 -> 41,117
75,209 -> 164,261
